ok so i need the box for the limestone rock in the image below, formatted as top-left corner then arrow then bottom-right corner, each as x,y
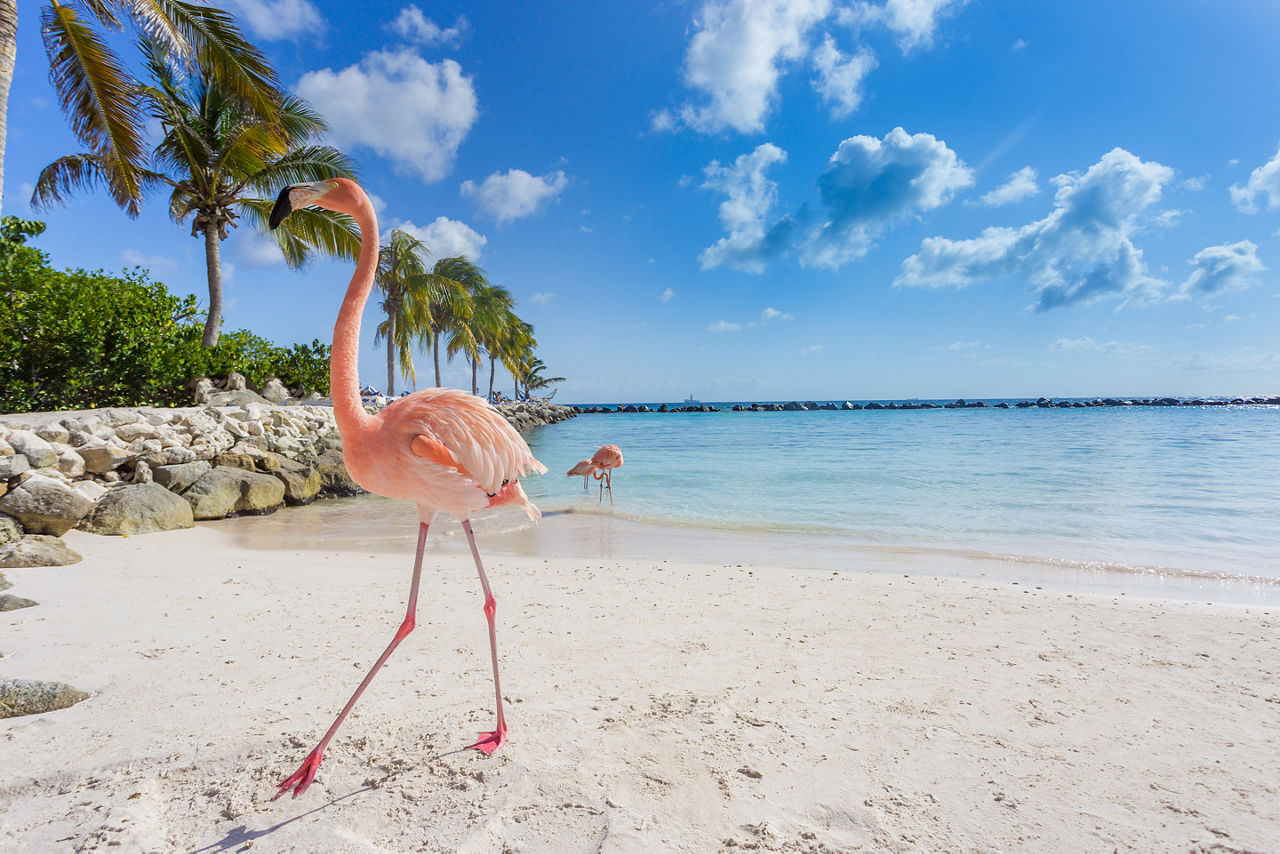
115,422 -> 159,442
260,377 -> 290,403
6,430 -> 59,469
0,453 -> 29,479
265,452 -> 321,504
79,483 -> 194,535
70,480 -> 107,504
0,515 -> 21,546
33,422 -> 70,444
0,436 -> 14,455
151,460 -> 211,493
206,389 -> 271,407
225,371 -> 248,390
0,594 -> 38,612
0,475 -> 93,536
183,467 -> 285,519
77,439 -> 133,473
0,535 -> 82,567
311,449 -> 363,496
52,443 -> 86,478
0,679 -> 89,718
132,459 -> 154,484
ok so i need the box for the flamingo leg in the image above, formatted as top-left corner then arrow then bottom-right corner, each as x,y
275,522 -> 430,799
461,519 -> 507,754
605,470 -> 613,503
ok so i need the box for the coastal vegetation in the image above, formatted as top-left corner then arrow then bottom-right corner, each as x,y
0,215 -> 329,413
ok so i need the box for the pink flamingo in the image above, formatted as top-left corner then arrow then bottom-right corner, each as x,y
589,444 -> 624,502
268,178 -> 547,799
565,459 -> 597,490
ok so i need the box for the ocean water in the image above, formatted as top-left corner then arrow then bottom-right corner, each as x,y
515,402 -> 1280,586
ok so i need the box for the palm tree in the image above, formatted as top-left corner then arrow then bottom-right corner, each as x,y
373,229 -> 433,396
33,39 -> 359,346
519,356 -> 566,400
498,319 -> 536,401
0,0 -> 281,218
421,256 -> 483,388
452,281 -> 514,396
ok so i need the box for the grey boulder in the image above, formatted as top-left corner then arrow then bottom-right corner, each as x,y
0,475 -> 93,536
79,483 -> 195,535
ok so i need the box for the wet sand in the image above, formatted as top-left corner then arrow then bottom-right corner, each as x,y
0,510 -> 1277,851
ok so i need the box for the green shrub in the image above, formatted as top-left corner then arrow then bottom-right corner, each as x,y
0,216 -> 329,413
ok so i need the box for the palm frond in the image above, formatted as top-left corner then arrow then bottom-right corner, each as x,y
42,3 -> 148,214
243,146 -> 356,195
239,198 -> 360,266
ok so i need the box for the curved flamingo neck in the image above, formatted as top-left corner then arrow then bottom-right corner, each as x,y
331,194 -> 379,436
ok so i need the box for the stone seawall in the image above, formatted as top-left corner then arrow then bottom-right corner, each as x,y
0,400 -> 575,569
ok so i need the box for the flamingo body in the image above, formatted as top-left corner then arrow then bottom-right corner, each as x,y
589,444 -> 624,502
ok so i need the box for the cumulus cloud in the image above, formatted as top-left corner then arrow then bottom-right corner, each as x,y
841,0 -> 968,54
297,49 -> 477,182
678,0 -> 832,134
529,292 -> 555,305
390,6 -> 467,45
896,148 -> 1175,310
698,143 -> 789,272
661,287 -> 676,302
1229,144 -> 1280,213
761,306 -> 794,321
810,35 -> 876,118
968,166 -> 1038,207
221,0 -> 323,40
1178,240 -> 1266,298
461,169 -> 568,223
233,233 -> 285,268
802,127 -> 973,268
708,320 -> 743,332
398,216 -> 487,260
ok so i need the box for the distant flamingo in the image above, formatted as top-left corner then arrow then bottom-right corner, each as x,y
565,459 -> 597,490
268,178 -> 547,799
590,444 -> 624,502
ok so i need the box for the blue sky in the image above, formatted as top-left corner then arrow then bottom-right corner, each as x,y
5,0 -> 1280,403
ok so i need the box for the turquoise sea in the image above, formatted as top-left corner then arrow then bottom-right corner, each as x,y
511,401 -> 1280,591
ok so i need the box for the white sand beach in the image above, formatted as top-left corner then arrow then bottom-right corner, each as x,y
1,509 -> 1278,852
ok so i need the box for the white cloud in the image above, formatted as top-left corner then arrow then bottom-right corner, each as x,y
678,0 -> 832,134
761,306 -> 794,321
799,344 -> 823,354
1181,175 -> 1208,191
1229,143 -> 1280,213
233,233 -> 285,268
398,216 -> 487,260
389,6 -> 467,45
968,166 -> 1038,207
708,320 -> 742,332
221,0 -> 323,40
896,147 -> 1175,310
698,143 -> 788,273
461,169 -> 568,223
810,35 -> 876,118
661,287 -> 675,302
120,249 -> 177,273
841,0 -> 968,54
297,49 -> 477,182
1178,240 -> 1266,298
529,292 -> 555,305
1011,38 -> 1028,51
944,340 -> 987,352
1051,336 -> 1155,356
802,127 -> 973,268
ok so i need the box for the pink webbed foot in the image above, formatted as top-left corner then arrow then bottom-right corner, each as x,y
466,724 -> 508,756
274,746 -> 325,800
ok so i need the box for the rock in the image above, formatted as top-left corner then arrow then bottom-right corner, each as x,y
0,535 -> 82,567
214,452 -> 258,472
311,449 -> 363,496
79,483 -> 194,535
6,430 -> 59,469
132,459 -> 154,484
115,422 -> 159,442
70,480 -> 107,504
151,460 -> 211,493
77,439 -> 133,473
0,475 -> 93,536
206,389 -> 271,407
265,454 -> 322,504
0,679 -> 90,718
0,453 -> 30,479
100,408 -> 143,427
0,436 -> 13,455
33,422 -> 70,444
225,371 -> 248,390
52,444 -> 86,478
183,467 -> 285,519
0,572 -> 9,591
0,515 -> 22,546
0,594 -> 38,612
260,377 -> 291,403
192,376 -> 215,404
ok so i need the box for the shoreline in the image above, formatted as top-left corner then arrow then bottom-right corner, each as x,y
0,519 -> 1276,850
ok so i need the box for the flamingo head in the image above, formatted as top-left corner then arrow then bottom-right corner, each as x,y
269,178 -> 362,228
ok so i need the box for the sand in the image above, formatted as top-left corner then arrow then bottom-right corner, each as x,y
0,510 -> 1277,852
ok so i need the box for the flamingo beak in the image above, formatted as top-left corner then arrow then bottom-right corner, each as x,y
269,181 -> 334,230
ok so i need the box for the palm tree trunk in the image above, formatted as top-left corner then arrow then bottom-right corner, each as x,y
201,223 -> 223,347
470,355 -> 478,396
488,356 -> 496,400
385,312 -> 396,396
432,330 -> 442,387
0,0 -> 17,218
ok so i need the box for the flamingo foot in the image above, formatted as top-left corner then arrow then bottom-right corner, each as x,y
466,724 -> 508,756
274,746 -> 325,800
